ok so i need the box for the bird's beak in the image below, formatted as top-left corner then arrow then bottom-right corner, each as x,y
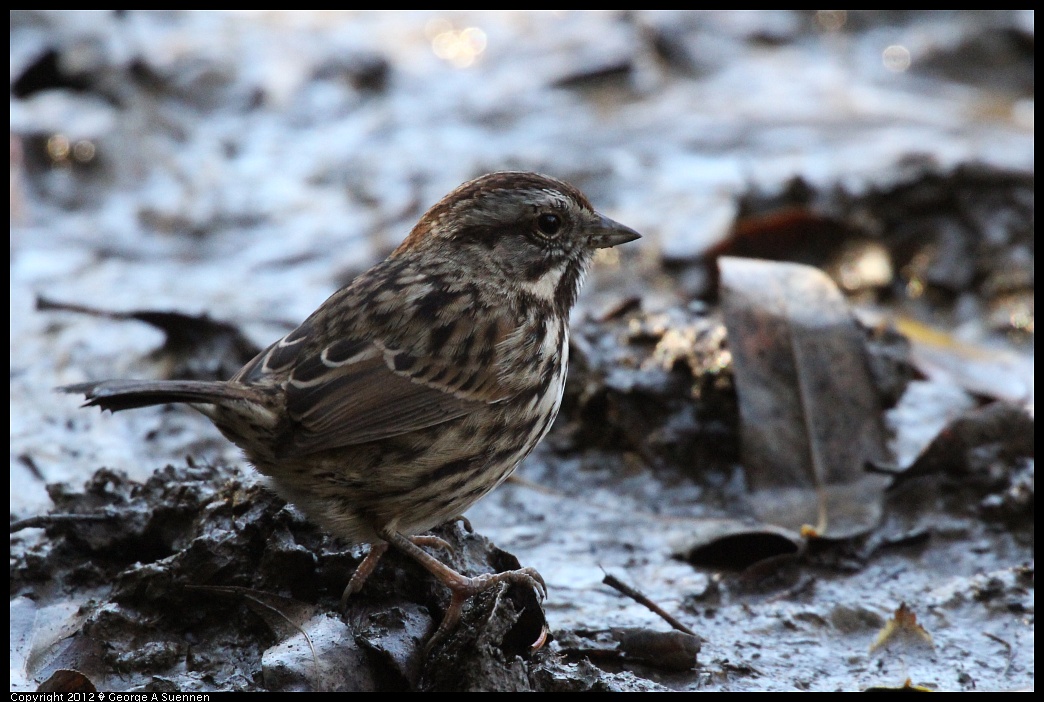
588,213 -> 642,249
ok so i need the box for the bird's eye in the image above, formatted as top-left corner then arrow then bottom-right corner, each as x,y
537,213 -> 561,236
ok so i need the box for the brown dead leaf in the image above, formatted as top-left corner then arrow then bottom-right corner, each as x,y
870,601 -> 934,653
719,257 -> 891,538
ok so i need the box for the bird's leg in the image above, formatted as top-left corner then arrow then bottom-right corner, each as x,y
341,542 -> 389,608
409,534 -> 454,552
379,526 -> 546,649
339,534 -> 455,608
450,514 -> 473,533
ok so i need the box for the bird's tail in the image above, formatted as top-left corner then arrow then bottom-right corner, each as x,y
60,380 -> 262,413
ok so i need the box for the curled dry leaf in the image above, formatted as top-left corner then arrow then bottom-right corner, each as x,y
671,517 -> 804,570
870,602 -> 934,653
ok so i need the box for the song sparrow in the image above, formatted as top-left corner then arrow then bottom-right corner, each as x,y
63,171 -> 640,644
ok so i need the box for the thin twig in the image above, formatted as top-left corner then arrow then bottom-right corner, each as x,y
602,571 -> 696,637
10,512 -> 115,533
983,632 -> 1015,676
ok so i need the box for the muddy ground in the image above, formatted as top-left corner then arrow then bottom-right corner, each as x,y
10,11 -> 1033,691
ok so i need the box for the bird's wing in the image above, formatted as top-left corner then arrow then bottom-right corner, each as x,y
242,314 -> 517,456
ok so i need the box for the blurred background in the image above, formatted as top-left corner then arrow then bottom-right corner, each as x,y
10,11 -> 1034,692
